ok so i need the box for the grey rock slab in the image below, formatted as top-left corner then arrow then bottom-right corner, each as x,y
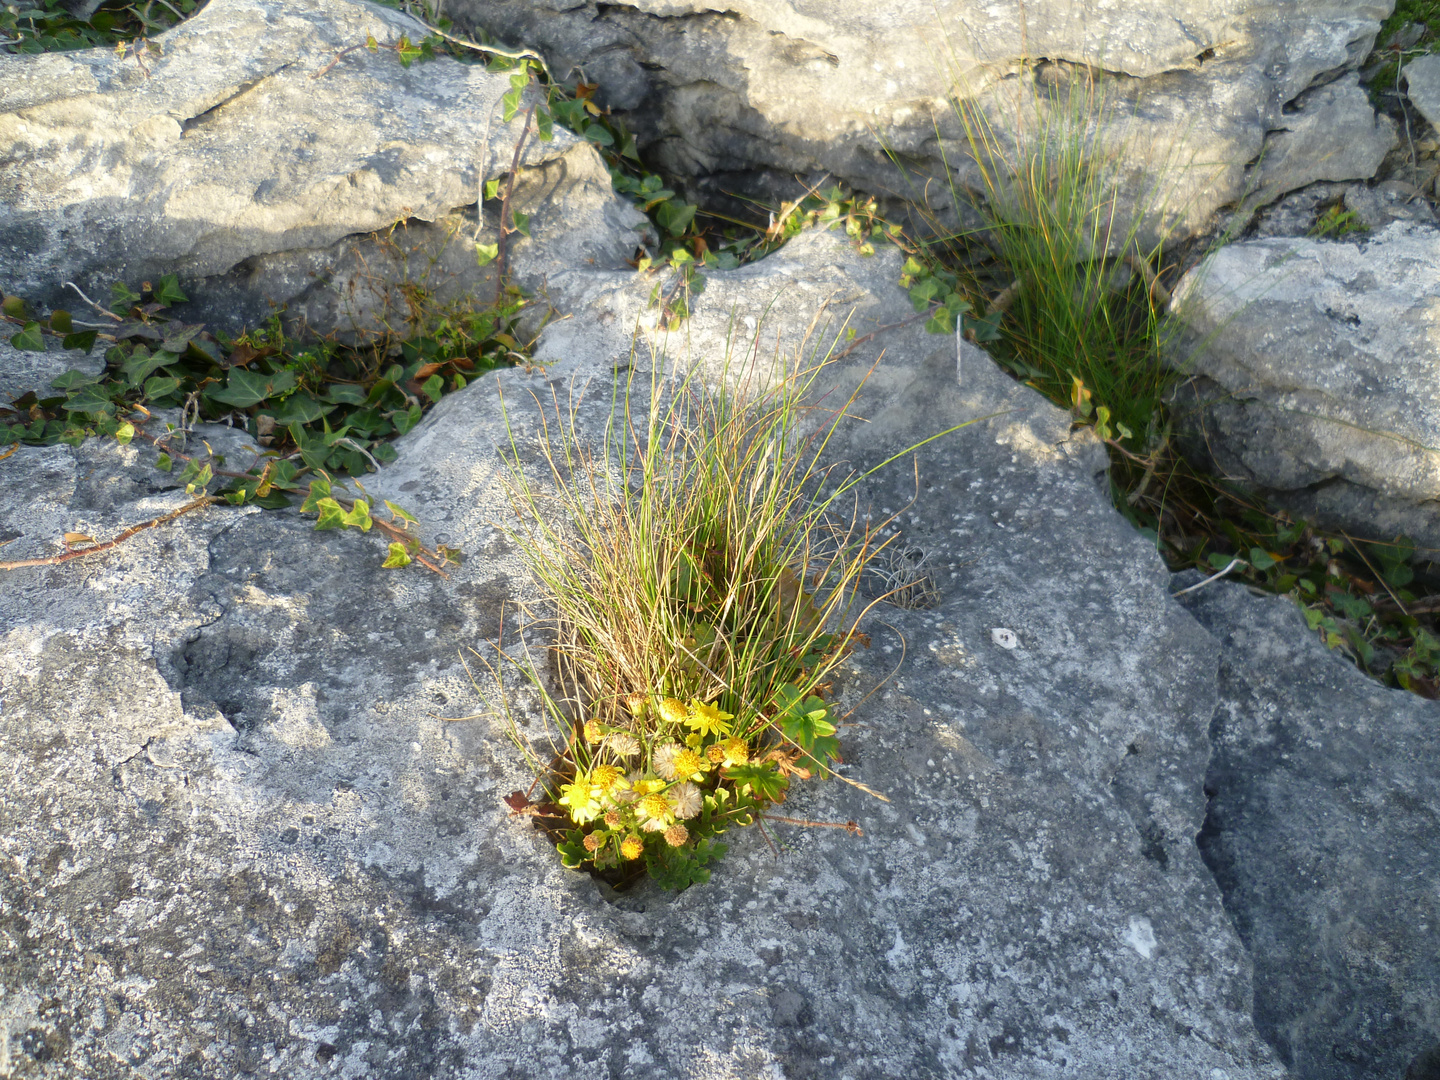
0,0 -> 578,318
0,339 -> 103,405
1166,221 -> 1440,560
1175,577 -> 1440,1080
0,228 -> 1286,1076
1405,54 -> 1440,129
453,0 -> 1390,242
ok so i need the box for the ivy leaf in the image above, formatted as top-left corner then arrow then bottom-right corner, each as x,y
50,369 -> 100,391
342,498 -> 372,532
155,452 -> 172,472
264,393 -> 333,426
207,368 -> 297,409
114,421 -> 135,445
475,242 -> 499,267
185,463 -> 213,495
655,200 -> 696,237
62,330 -> 98,353
10,322 -> 46,352
143,374 -> 182,400
421,374 -> 444,403
153,274 -> 187,307
300,477 -> 332,513
1,295 -> 26,319
62,385 -> 116,416
384,500 -> 418,527
381,542 -> 413,569
48,309 -> 73,334
312,496 -> 346,530
109,281 -> 142,313
321,383 -> 368,406
511,211 -> 530,238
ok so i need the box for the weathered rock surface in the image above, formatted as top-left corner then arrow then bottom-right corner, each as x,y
1404,54 -> 1440,129
1,227 -> 1293,1077
1167,221 -> 1440,561
450,0 -> 1394,240
1176,576 -> 1440,1080
0,0 -> 647,336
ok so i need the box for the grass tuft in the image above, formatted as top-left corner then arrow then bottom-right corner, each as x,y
488,339 -> 978,889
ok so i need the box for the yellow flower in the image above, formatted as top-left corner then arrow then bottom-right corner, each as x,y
632,775 -> 668,797
670,747 -> 708,782
637,791 -> 675,832
590,763 -> 629,796
558,777 -> 601,824
663,823 -> 690,847
706,743 -> 726,764
686,699 -> 733,738
718,737 -> 750,767
624,694 -> 649,719
620,835 -> 644,860
583,719 -> 604,744
657,697 -> 690,727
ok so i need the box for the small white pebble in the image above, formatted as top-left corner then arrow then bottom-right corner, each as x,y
991,628 -> 1018,649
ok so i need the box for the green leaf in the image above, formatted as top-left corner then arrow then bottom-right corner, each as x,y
143,375 -> 183,400
312,496 -> 346,530
48,309 -> 73,334
321,383 -> 368,406
381,542 -> 413,568
264,393 -> 333,426
909,278 -> 941,312
582,124 -> 614,147
114,421 -> 135,445
1249,547 -> 1277,570
511,211 -> 530,238
153,274 -> 187,306
185,463 -> 212,494
655,200 -> 697,237
393,403 -> 423,436
384,500 -> 418,526
342,499 -> 373,531
155,452 -> 173,472
535,106 -> 553,141
207,368 -> 298,409
300,477 -> 332,513
62,385 -> 116,415
421,374 -> 444,403
484,178 -> 501,200
62,330 -> 98,353
475,242 -> 499,267
10,322 -> 46,352
502,84 -> 524,122
50,369 -> 100,391
723,763 -> 788,804
1,295 -> 26,319
123,347 -> 175,387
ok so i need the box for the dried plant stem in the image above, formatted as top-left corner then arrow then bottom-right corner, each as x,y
0,495 -> 220,571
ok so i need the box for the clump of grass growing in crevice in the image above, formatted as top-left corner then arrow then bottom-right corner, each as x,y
486,343 -> 981,890
885,56 -> 1440,697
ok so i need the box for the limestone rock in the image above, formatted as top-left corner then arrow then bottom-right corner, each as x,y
1177,577 -> 1440,1080
0,0 -> 604,327
1404,54 -> 1440,129
449,0 -> 1392,241
1166,222 -> 1440,561
0,229 -> 1288,1077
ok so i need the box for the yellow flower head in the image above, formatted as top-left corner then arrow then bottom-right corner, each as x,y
624,694 -> 649,718
590,763 -> 628,795
718,737 -> 750,767
583,719 -> 604,744
582,832 -> 603,853
633,775 -> 668,797
657,697 -> 690,727
620,835 -> 644,860
558,778 -> 601,824
686,699 -> 733,738
663,823 -> 690,847
671,747 -> 708,782
706,743 -> 726,764
637,792 -> 675,831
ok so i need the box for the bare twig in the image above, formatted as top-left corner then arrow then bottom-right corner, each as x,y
311,41 -> 370,79
829,310 -> 929,360
1342,530 -> 1409,618
0,495 -> 220,571
63,282 -> 124,323
1171,557 -> 1244,598
760,814 -> 864,836
494,103 -> 537,305
987,279 -> 1023,317
1123,253 -> 1171,308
